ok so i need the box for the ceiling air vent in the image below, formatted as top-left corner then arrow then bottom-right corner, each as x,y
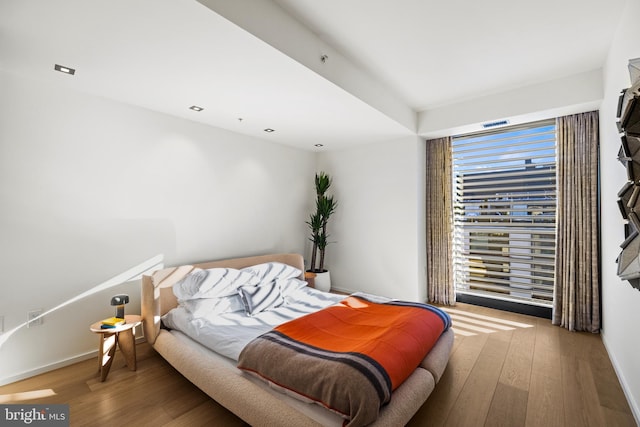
482,119 -> 509,129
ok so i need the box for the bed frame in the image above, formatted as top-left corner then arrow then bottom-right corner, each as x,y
141,253 -> 454,426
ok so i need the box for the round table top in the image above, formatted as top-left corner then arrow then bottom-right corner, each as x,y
90,314 -> 142,333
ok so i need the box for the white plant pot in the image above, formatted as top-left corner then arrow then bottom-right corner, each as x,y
314,271 -> 331,292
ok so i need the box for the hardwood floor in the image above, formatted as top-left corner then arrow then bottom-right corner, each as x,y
408,304 -> 636,427
0,303 -> 636,426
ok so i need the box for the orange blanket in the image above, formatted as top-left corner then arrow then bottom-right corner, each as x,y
237,295 -> 451,426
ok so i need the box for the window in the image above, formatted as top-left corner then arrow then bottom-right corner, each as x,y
452,120 -> 556,307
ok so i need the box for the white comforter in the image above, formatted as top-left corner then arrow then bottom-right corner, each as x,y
162,286 -> 344,360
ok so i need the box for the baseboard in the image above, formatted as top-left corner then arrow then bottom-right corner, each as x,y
0,336 -> 147,387
329,286 -> 354,295
601,333 -> 640,426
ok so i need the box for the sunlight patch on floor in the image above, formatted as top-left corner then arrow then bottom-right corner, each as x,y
442,307 -> 535,336
0,389 -> 56,403
450,327 -> 476,337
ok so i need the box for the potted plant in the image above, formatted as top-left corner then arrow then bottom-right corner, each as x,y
306,171 -> 337,291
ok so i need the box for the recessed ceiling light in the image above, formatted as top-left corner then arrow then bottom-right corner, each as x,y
189,105 -> 204,112
54,64 -> 75,75
315,144 -> 324,147
264,128 -> 275,133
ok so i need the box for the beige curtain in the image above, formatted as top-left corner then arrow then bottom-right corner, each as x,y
426,137 -> 455,305
553,111 -> 600,332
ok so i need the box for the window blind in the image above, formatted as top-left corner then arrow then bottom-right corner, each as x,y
452,120 -> 556,306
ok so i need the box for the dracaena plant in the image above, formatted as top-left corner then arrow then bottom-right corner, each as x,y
307,172 -> 337,273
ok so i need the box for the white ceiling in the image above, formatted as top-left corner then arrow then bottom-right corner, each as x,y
273,0 -> 627,111
0,0 -> 627,151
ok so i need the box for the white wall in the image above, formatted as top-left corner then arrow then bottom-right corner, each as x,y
0,70 -> 315,384
600,0 -> 640,421
316,136 -> 427,302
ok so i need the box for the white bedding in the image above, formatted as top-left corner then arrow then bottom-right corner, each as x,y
162,285 -> 344,360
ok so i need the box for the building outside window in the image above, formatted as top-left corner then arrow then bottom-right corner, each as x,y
451,119 -> 557,307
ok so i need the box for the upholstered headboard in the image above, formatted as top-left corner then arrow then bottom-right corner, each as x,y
141,253 -> 305,344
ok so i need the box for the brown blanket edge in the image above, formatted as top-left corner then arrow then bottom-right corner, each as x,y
238,334 -> 383,427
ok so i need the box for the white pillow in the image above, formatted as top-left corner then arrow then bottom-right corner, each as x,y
242,262 -> 301,284
174,268 -> 260,300
181,295 -> 245,318
172,268 -> 208,300
238,282 -> 284,316
276,277 -> 308,299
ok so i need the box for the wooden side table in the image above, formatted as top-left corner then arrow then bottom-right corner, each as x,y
89,314 -> 142,382
304,271 -> 316,288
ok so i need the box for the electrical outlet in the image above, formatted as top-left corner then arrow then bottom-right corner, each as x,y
28,309 -> 43,328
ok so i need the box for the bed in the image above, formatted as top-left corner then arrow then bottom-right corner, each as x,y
141,253 -> 454,426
